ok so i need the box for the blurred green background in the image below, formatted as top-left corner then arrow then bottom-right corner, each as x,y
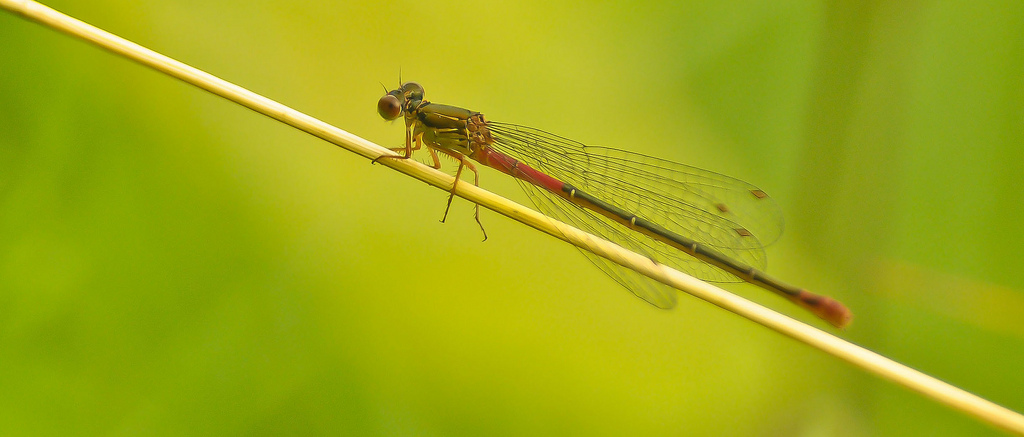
2,0 -> 1022,435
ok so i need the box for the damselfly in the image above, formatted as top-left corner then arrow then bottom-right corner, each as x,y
376,82 -> 851,328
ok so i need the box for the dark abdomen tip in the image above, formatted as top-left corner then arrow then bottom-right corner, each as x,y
791,290 -> 853,329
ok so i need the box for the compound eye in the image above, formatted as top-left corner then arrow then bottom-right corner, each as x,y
401,82 -> 424,101
377,94 -> 402,120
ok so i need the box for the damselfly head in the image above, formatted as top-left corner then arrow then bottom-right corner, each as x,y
378,82 -> 425,120
400,82 -> 424,101
377,91 -> 403,120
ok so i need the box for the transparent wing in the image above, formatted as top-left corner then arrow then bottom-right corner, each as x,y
485,121 -> 785,308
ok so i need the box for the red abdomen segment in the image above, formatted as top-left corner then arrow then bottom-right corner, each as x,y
472,147 -> 567,194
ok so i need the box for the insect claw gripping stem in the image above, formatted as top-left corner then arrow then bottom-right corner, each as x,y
371,152 -> 407,165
